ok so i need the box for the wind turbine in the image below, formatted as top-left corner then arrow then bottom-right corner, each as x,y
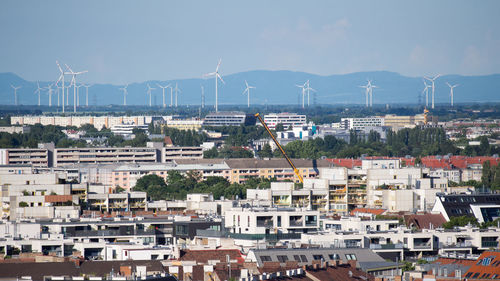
424,74 -> 441,109
242,80 -> 255,108
34,82 -> 43,106
305,80 -> 316,107
157,83 -> 171,108
65,64 -> 88,113
174,83 -> 181,107
119,84 -> 128,106
83,84 -> 92,107
422,80 -> 431,107
45,83 -> 54,107
11,85 -> 21,106
55,61 -> 66,112
446,82 -> 459,107
146,84 -> 155,107
204,58 -> 224,112
359,82 -> 370,107
296,82 -> 307,108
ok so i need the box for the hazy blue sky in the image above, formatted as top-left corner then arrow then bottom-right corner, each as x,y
1,0 -> 499,84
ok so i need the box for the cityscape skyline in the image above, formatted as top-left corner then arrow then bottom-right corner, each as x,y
0,1 -> 499,85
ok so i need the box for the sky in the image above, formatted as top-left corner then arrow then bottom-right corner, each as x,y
0,0 -> 499,85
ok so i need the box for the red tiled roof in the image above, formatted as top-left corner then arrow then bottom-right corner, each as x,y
179,249 -> 243,264
351,208 -> 386,216
433,257 -> 477,267
404,213 -> 446,229
464,251 -> 500,279
327,159 -> 361,169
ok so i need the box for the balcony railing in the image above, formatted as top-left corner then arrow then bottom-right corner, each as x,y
227,233 -> 302,241
370,243 -> 404,250
413,244 -> 432,249
481,241 -> 498,248
64,229 -> 155,237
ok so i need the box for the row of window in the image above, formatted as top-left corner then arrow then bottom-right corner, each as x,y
261,253 -> 351,263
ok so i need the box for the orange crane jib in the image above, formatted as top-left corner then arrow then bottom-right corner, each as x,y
255,113 -> 304,183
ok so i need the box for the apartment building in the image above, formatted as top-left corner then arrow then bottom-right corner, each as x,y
111,160 -> 231,190
0,147 -> 50,167
0,126 -> 30,134
10,115 -> 156,130
162,146 -> 203,163
203,111 -> 246,126
263,113 -> 307,130
225,207 -> 320,236
383,114 -> 426,130
164,118 -> 203,131
340,117 -> 384,130
54,146 -> 159,167
225,158 -> 331,184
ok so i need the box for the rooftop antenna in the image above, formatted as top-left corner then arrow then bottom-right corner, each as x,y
83,84 -> 92,107
242,80 -> 256,108
65,63 -> 88,113
11,85 -> 21,106
446,82 -> 459,107
119,84 -> 128,106
296,82 -> 306,108
157,83 -> 171,108
146,84 -> 155,107
424,74 -> 441,109
204,58 -> 224,112
34,82 -> 43,106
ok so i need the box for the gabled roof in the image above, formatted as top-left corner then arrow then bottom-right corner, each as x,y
464,251 -> 500,279
179,249 -> 243,264
404,213 -> 446,229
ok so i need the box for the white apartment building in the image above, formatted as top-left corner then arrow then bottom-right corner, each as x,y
263,113 -> 307,130
203,111 -> 246,126
110,123 -> 149,137
340,117 -> 384,130
225,207 -> 320,236
11,115 -> 156,130
162,146 -> 203,163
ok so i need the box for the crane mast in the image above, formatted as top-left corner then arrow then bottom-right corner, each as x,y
255,113 -> 304,183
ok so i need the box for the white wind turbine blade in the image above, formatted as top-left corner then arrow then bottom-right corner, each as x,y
56,61 -> 63,73
217,73 -> 225,84
245,80 -> 249,88
203,72 -> 216,78
433,74 -> 442,80
216,58 -> 222,72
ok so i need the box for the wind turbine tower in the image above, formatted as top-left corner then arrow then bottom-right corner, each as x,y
204,59 -> 224,112
45,83 -> 54,107
201,86 -> 205,109
242,80 -> 255,108
422,80 -> 431,107
11,85 -> 21,106
55,61 -> 66,112
446,82 -> 459,107
157,83 -> 171,108
119,84 -> 128,106
34,82 -> 43,106
369,81 -> 378,107
296,82 -> 306,108
174,83 -> 181,107
146,84 -> 155,107
75,84 -> 83,107
424,74 -> 441,109
83,84 -> 92,107
305,80 -> 316,107
359,82 -> 370,107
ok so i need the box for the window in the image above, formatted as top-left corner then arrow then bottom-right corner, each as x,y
277,255 -> 289,263
472,272 -> 480,279
300,255 -> 308,262
329,254 -> 339,260
313,255 -> 324,261
345,254 -> 357,260
293,255 -> 301,262
261,256 -> 272,262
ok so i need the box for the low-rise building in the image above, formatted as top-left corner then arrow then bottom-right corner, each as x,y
263,113 -> 307,130
203,111 -> 246,127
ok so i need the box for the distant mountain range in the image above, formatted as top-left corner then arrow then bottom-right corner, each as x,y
0,71 -> 499,106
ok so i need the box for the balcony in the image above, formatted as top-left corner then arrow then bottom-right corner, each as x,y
227,233 -> 301,241
64,229 -> 155,238
439,242 -> 472,248
413,244 -> 432,249
370,243 -> 404,250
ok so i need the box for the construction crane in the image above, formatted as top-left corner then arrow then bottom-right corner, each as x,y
255,113 -> 304,183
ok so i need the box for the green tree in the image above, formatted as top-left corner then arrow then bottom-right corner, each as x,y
442,216 -> 478,229
258,143 -> 273,158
